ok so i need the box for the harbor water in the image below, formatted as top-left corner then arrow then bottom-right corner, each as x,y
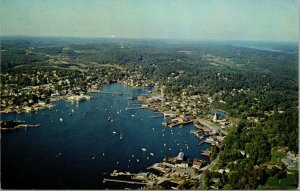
1,83 -> 209,189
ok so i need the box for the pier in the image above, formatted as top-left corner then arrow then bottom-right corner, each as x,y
162,120 -> 193,128
1,122 -> 40,131
102,178 -> 151,186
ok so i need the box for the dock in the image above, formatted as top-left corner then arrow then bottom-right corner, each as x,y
164,120 -> 193,128
102,178 -> 151,186
125,107 -> 144,110
110,170 -> 134,177
1,123 -> 40,131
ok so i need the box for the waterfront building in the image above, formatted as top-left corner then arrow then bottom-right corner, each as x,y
192,159 -> 203,170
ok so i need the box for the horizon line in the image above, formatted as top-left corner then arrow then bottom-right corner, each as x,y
1,34 -> 298,44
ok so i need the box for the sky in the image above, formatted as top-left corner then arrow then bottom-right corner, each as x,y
0,0 -> 298,41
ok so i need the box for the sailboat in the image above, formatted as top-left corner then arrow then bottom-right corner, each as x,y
60,110 -> 63,122
120,130 -> 123,140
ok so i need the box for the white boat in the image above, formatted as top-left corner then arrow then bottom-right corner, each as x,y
120,131 -> 123,140
169,148 -> 172,151
131,114 -> 135,117
141,148 -> 147,152
71,109 -> 74,113
112,131 -> 117,135
136,159 -> 139,163
150,153 -> 154,156
55,153 -> 62,158
103,152 -> 105,156
92,156 -> 95,160
163,143 -> 166,147
59,117 -> 63,122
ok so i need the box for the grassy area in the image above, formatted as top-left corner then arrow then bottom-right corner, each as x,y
262,175 -> 298,189
270,148 -> 286,165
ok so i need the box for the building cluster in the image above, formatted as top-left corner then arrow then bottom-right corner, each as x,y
141,86 -> 213,126
121,72 -> 156,88
104,152 -> 207,189
145,152 -> 206,189
0,65 -> 127,113
281,151 -> 299,171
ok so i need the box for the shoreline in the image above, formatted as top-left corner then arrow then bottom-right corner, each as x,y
0,94 -> 93,114
0,81 -> 146,114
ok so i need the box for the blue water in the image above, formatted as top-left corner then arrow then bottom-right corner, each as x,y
1,83 -> 209,189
